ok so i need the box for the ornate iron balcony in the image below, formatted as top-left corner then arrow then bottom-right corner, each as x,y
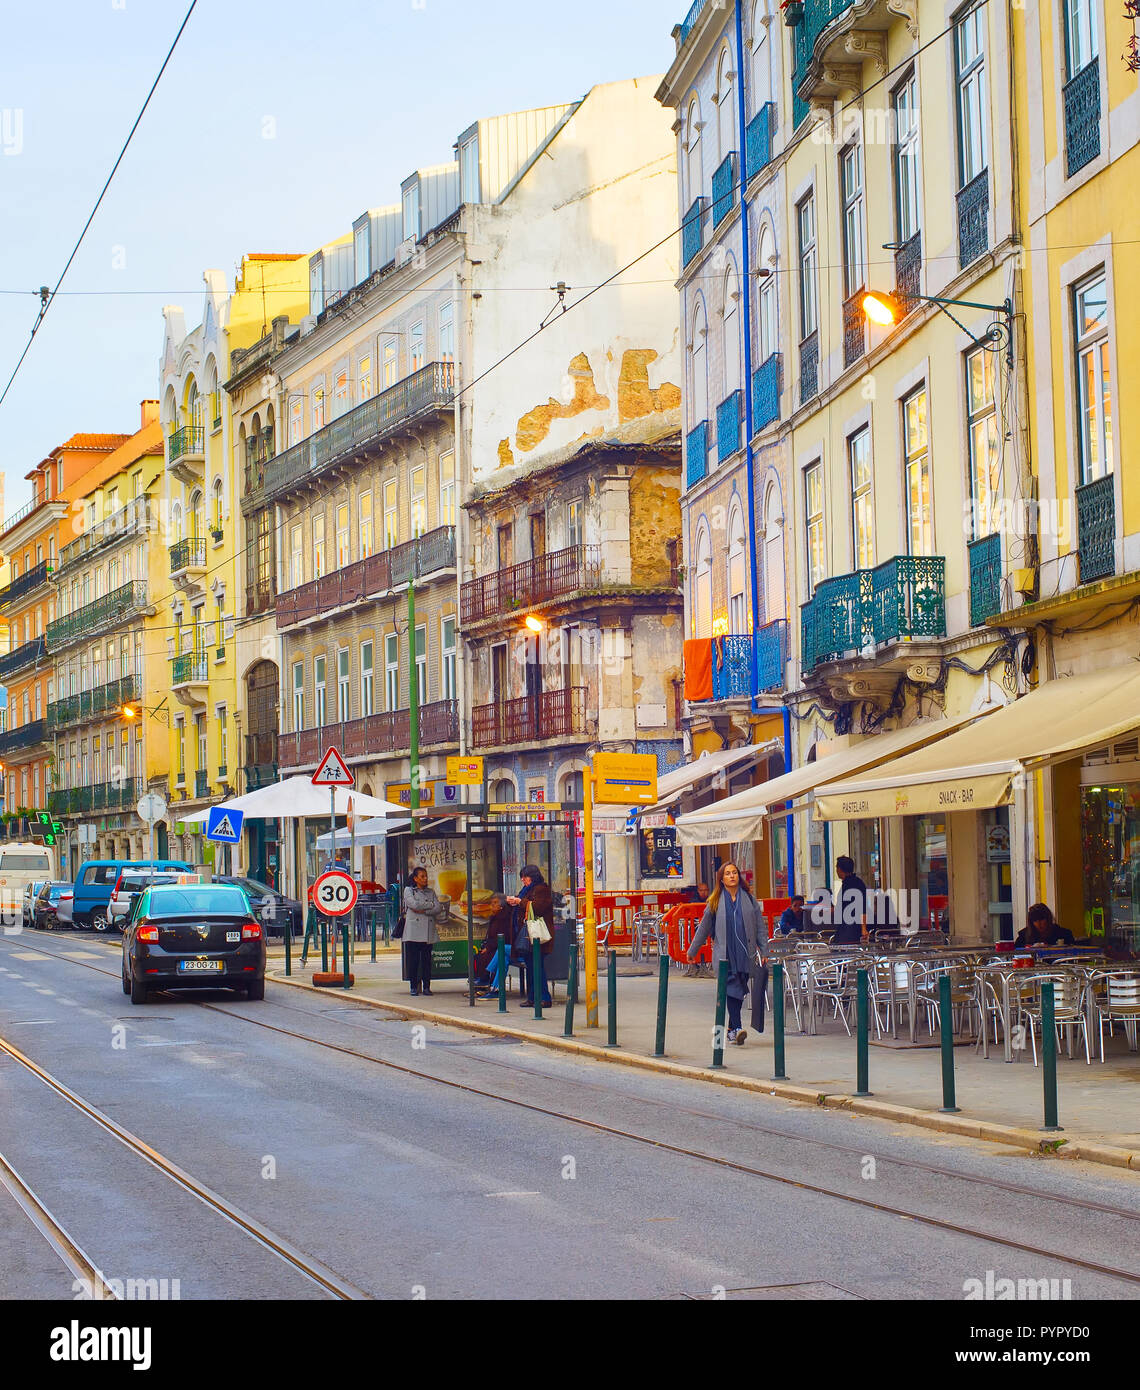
169,537 -> 207,573
50,779 -> 142,816
47,582 -> 149,651
1064,58 -> 1101,178
895,232 -> 922,309
172,652 -> 208,685
801,556 -> 945,673
842,289 -> 866,369
968,533 -> 1002,626
0,559 -> 50,610
471,686 -> 586,749
752,353 -> 781,432
168,425 -> 204,462
685,420 -> 709,489
459,543 -> 599,627
711,153 -> 737,228
716,390 -> 743,462
0,635 -> 47,679
799,332 -> 819,406
1076,474 -> 1115,583
682,199 -> 705,269
194,770 -> 210,798
58,498 -> 151,575
46,673 -> 140,731
0,719 -> 46,756
277,700 -> 458,769
956,169 -> 989,269
745,103 -> 776,180
678,0 -> 713,45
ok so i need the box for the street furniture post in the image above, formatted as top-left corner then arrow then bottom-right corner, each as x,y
772,961 -> 787,1080
855,967 -> 871,1097
563,945 -> 577,1037
653,952 -> 669,1058
583,759 -> 598,1027
711,959 -> 728,1069
496,936 -> 507,1013
939,972 -> 960,1113
532,937 -> 543,1019
1041,980 -> 1062,1132
606,949 -> 619,1047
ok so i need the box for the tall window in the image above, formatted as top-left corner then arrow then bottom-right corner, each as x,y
439,302 -> 455,363
763,484 -> 785,623
757,231 -> 777,361
312,515 -> 326,578
333,370 -> 350,419
805,462 -> 825,596
360,492 -> 374,558
218,706 -> 227,772
290,524 -> 304,588
196,714 -> 206,773
292,662 -> 304,731
414,625 -> 427,705
337,649 -> 350,722
567,500 -> 582,550
459,133 -> 480,202
315,657 -> 327,727
289,396 -> 303,446
442,617 -> 456,701
955,7 -> 987,185
385,634 -> 399,711
693,526 -> 713,638
686,98 -> 702,204
411,465 -> 427,537
716,48 -> 735,161
1064,0 -> 1099,76
723,267 -> 740,396
382,339 -> 398,388
689,302 -> 709,425
727,507 -> 747,632
312,385 -> 325,432
359,353 -> 373,402
966,345 -> 999,537
797,194 -> 818,340
361,641 -> 374,717
383,480 -> 398,549
402,184 -> 420,242
751,0 -> 772,109
336,503 -> 350,567
893,74 -> 921,241
176,723 -> 185,781
840,142 -> 866,298
354,219 -> 371,283
438,452 -> 456,527
903,387 -> 933,554
310,259 -> 324,316
410,321 -> 425,373
849,429 -> 874,569
1075,272 -> 1112,483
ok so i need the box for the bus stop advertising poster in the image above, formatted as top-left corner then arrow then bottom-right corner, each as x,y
406,832 -> 502,979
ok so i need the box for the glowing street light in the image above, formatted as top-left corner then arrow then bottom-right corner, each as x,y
862,286 -> 1014,365
523,614 -> 545,633
862,290 -> 902,326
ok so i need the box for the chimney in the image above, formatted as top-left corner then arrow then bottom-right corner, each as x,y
140,399 -> 160,429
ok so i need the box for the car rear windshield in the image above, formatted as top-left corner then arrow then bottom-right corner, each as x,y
1,854 -> 52,871
146,886 -> 250,917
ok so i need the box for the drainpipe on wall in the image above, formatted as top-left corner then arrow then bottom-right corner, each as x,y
734,0 -> 795,895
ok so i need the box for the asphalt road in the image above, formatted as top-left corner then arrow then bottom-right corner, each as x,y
2,931 -> 1139,1301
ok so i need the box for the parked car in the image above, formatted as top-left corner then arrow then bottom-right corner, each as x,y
121,882 -> 266,1004
216,875 -> 303,938
30,880 -> 71,931
21,879 -> 49,929
71,858 -> 191,932
108,869 -> 201,929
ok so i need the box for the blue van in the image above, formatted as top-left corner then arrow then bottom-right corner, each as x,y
71,859 -> 191,932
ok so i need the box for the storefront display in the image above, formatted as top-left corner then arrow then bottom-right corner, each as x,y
1082,785 -> 1140,952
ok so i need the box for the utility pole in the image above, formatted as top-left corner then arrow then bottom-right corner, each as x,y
408,580 -> 419,812
583,756 -> 598,1027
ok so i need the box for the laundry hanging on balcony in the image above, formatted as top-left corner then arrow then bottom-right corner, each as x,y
683,638 -> 713,702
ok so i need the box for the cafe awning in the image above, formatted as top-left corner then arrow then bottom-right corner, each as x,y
653,741 -> 778,805
813,664 -> 1140,821
673,713 -> 983,845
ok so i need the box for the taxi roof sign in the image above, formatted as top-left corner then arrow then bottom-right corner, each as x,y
593,752 -> 658,806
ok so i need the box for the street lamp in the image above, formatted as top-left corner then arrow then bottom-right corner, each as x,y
863,288 -> 1014,367
119,701 -> 170,725
523,613 -> 545,633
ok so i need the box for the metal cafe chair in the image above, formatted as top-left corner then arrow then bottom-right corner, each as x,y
1019,971 -> 1091,1066
807,956 -> 856,1036
1090,968 -> 1140,1061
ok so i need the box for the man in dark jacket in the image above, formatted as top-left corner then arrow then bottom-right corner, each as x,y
832,856 -> 868,945
507,864 -> 554,1007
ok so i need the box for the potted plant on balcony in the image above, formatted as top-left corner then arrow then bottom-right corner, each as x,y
210,525 -> 224,543
782,0 -> 804,24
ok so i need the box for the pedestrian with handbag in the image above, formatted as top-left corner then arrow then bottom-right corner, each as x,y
402,867 -> 451,997
686,861 -> 766,1044
506,864 -> 554,1009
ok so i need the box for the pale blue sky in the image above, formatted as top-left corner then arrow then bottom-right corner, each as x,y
0,0 -> 675,511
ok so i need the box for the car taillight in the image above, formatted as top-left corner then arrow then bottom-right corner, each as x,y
241,920 -> 262,940
137,925 -> 159,943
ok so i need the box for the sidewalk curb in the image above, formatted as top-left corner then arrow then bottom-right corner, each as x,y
268,970 -> 1139,1173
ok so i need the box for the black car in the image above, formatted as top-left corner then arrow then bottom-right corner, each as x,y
216,875 -> 303,938
30,880 -> 71,930
121,883 -> 267,1005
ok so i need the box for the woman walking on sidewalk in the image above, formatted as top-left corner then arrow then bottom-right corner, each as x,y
402,867 -> 450,997
686,862 -> 765,1045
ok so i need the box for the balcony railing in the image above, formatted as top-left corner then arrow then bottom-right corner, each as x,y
195,770 -> 210,798
685,420 -> 709,490
50,778 -> 143,817
168,425 -> 204,463
745,103 -> 776,180
172,652 -> 209,685
460,543 -> 600,626
244,731 -> 278,770
58,498 -> 151,574
957,169 -> 989,269
243,361 -> 454,511
791,0 -> 856,127
0,719 -> 46,757
0,559 -> 50,610
170,537 -> 207,573
799,332 -> 819,406
277,699 -> 458,769
968,533 -> 1003,627
244,428 -> 276,482
801,556 -> 946,673
246,577 -> 275,618
1076,474 -> 1115,584
895,232 -> 922,309
694,624 -> 789,703
0,636 -> 47,680
678,0 -> 713,45
843,289 -> 866,368
682,198 -> 706,269
715,391 -> 742,463
711,153 -> 737,228
278,527 -> 456,629
46,674 -> 140,732
752,353 -> 781,432
471,686 -> 586,749
1064,58 -> 1101,178
243,761 -> 278,791
47,582 -> 149,651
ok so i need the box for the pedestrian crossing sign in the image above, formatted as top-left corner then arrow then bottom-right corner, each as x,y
312,745 -> 354,788
206,806 -> 245,843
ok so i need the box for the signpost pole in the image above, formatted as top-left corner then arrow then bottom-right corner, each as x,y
465,814 -> 474,1008
583,760 -> 598,1029
409,582 -> 419,815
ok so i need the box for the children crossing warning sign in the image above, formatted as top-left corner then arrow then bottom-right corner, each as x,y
312,745 -> 354,787
206,806 -> 245,843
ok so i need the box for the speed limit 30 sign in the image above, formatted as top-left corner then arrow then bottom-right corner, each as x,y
312,870 -> 358,917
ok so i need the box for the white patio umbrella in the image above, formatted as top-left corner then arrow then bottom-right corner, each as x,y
315,816 -> 410,849
178,775 -> 406,823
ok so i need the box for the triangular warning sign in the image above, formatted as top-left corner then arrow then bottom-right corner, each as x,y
212,813 -> 237,839
312,745 -> 354,787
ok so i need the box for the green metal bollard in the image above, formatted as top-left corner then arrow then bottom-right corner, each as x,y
563,947 -> 577,1038
653,953 -> 669,1058
284,908 -> 292,977
711,959 -> 728,1069
939,972 -> 960,1113
320,918 -> 328,973
370,909 -> 377,963
301,903 -> 319,967
606,950 -> 619,1047
342,924 -> 351,989
772,961 -> 787,1080
855,967 -> 871,1096
496,937 -> 507,1014
1041,980 -> 1063,1131
532,938 -> 543,1019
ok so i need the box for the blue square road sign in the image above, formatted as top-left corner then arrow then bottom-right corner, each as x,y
206,806 -> 245,843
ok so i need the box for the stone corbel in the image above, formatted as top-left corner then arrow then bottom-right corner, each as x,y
843,30 -> 887,75
820,62 -> 863,95
905,660 -> 941,685
886,0 -> 918,40
841,673 -> 898,704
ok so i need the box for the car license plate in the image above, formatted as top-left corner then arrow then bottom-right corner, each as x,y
178,960 -> 223,973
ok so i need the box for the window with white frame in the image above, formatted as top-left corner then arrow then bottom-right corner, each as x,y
361,641 -> 374,717
797,194 -> 818,340
686,98 -> 702,204
315,656 -> 327,727
336,503 -> 350,568
955,7 -> 987,186
360,491 -> 374,558
763,483 -> 785,622
410,321 -> 425,373
1064,0 -> 1099,77
442,617 -> 456,701
354,219 -> 371,284
402,184 -> 420,242
312,514 -> 326,578
439,302 -> 455,363
966,344 -> 1000,537
840,142 -> 866,298
411,466 -> 427,538
1074,271 -> 1113,484
337,649 -> 350,722
903,386 -> 933,555
716,48 -> 735,162
383,479 -> 398,549
723,267 -> 740,396
757,233 -> 777,362
358,352 -> 373,402
459,133 -> 480,202
333,370 -> 350,419
567,499 -> 582,550
414,625 -> 427,705
310,258 -> 324,316
289,396 -> 303,446
385,633 -> 399,712
751,0 -> 772,111
218,706 -> 227,772
438,452 -> 455,527
292,662 -> 305,731
382,339 -> 398,388
805,462 -> 825,596
849,428 -> 874,569
893,74 -> 921,241
727,506 -> 747,632
689,302 -> 708,424
290,523 -> 304,588
693,525 -> 713,638
312,385 -> 325,432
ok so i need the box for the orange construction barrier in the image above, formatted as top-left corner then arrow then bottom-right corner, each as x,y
762,897 -> 794,940
593,891 -> 689,946
663,903 -> 712,965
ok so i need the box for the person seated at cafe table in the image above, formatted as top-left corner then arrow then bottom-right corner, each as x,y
1013,902 -> 1077,948
777,895 -> 806,934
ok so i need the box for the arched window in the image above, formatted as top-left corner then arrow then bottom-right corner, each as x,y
189,490 -> 205,541
764,482 -> 786,623
187,380 -> 203,433
693,525 -> 713,638
751,0 -> 773,111
211,477 -> 224,531
723,266 -> 741,397
756,226 -> 777,362
685,98 -> 702,204
727,504 -> 747,633
689,301 -> 708,425
171,502 -> 183,543
716,49 -> 736,162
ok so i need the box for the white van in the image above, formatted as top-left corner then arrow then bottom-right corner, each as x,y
0,842 -> 57,927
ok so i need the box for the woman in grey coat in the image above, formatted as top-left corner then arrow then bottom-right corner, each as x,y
402,867 -> 450,997
686,862 -> 766,1044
